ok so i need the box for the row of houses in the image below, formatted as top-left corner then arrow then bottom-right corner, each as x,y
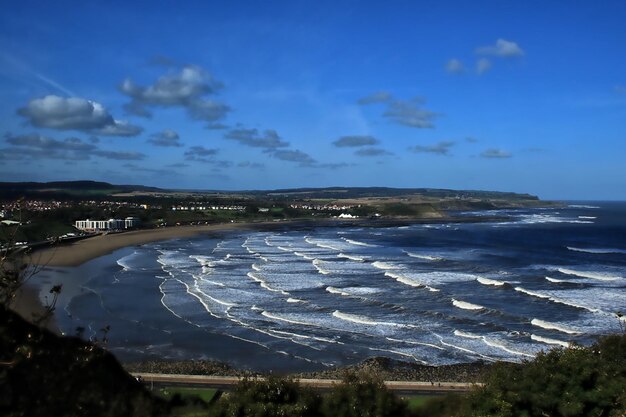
171,205 -> 246,211
74,217 -> 141,232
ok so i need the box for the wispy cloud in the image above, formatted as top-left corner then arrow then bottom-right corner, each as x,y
148,129 -> 183,147
2,132 -> 145,160
446,59 -> 464,74
383,98 -> 439,128
0,52 -> 76,96
93,150 -> 145,160
409,141 -> 455,155
357,91 -> 392,105
122,163 -> 178,176
224,128 -> 289,149
481,148 -> 512,158
333,135 -> 379,147
354,147 -> 393,157
476,58 -> 492,75
476,39 -> 525,57
271,149 -> 316,165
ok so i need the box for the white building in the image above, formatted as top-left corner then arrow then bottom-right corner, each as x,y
75,217 -> 141,232
124,217 -> 141,229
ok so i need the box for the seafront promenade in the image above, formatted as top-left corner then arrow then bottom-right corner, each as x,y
132,373 -> 481,394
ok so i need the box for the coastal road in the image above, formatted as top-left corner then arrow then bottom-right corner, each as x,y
132,373 -> 481,394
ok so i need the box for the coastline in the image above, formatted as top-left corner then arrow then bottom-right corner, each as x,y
31,221 -> 271,267
30,215 -> 507,268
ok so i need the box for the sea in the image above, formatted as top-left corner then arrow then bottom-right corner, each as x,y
36,202 -> 626,372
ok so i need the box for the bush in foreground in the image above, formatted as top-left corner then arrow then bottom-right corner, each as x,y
455,334 -> 626,417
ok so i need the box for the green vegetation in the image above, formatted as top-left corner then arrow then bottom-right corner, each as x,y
403,395 -> 438,411
157,387 -> 219,403
0,221 -> 75,244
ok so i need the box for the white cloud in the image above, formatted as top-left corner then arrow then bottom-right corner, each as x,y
17,95 -> 142,136
476,39 -> 524,57
120,65 -> 230,122
446,59 -> 464,74
476,58 -> 492,75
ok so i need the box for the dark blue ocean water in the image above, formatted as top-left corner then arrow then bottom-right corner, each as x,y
37,202 -> 626,372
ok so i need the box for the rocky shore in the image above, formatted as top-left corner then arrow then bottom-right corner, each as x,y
124,357 -> 491,383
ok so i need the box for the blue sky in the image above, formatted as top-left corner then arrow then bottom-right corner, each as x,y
1,1 -> 625,199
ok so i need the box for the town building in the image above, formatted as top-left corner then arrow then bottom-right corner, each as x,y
74,217 -> 141,232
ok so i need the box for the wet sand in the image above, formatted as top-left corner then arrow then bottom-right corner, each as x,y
32,222 -> 273,267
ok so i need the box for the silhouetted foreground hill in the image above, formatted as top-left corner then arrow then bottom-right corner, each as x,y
0,307 -> 168,417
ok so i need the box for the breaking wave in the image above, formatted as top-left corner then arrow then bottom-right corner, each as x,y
337,253 -> 366,262
530,318 -> 581,335
531,334 -> 570,348
332,310 -> 404,327
372,261 -> 401,270
452,299 -> 485,311
476,277 -> 506,286
404,251 -> 443,261
567,247 -> 626,255
342,238 -> 379,247
557,267 -> 621,281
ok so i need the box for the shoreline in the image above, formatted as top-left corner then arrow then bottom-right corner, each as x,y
30,215 -> 507,268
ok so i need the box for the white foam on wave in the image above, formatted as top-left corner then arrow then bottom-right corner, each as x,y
384,272 -> 440,292
312,259 -> 331,275
436,333 -> 497,361
270,329 -> 344,345
287,298 -> 306,303
454,330 -> 482,339
531,318 -> 581,335
368,347 -> 426,364
261,311 -> 317,327
277,246 -> 292,252
342,238 -> 379,248
385,337 -> 445,351
482,338 -> 534,357
567,246 -> 626,254
476,277 -> 506,286
404,251 -> 443,261
514,287 -> 598,312
326,286 -> 351,297
294,251 -> 314,260
305,237 -> 341,251
246,272 -> 290,295
545,276 -> 568,283
558,267 -> 621,281
496,213 -> 595,226
332,310 -> 404,327
116,252 -> 138,271
372,261 -> 401,270
337,253 -> 366,262
531,334 -> 570,348
251,263 -> 262,271
578,216 -> 597,220
568,204 -> 600,209
452,299 -> 485,311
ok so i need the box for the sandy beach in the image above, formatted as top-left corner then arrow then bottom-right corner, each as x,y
31,222 -> 267,267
